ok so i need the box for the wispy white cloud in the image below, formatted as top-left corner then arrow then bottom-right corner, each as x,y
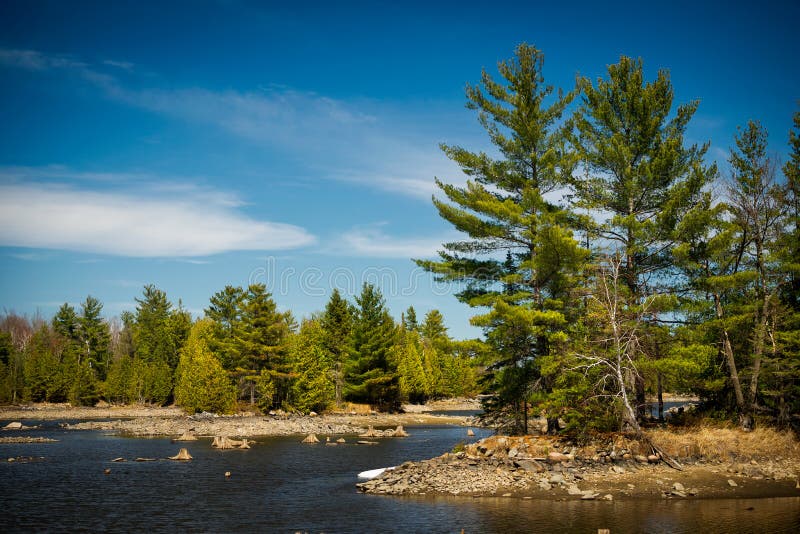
335,224 -> 449,259
0,180 -> 316,257
0,48 -> 460,202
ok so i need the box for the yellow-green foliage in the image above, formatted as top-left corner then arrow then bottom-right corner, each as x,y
175,319 -> 236,414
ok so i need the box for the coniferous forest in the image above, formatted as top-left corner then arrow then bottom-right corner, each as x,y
2,44 -> 799,437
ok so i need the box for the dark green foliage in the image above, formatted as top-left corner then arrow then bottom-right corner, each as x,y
79,296 -> 111,380
417,43 -> 587,433
321,288 -> 354,407
346,283 -> 400,410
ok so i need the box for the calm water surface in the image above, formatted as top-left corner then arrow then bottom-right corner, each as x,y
1,419 -> 799,533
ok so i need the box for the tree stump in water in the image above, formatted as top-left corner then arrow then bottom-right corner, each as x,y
169,448 -> 193,461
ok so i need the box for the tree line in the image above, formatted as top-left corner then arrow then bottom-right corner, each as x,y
0,283 -> 479,413
417,44 -> 800,434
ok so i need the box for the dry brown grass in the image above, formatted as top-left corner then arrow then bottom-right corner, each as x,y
649,423 -> 800,461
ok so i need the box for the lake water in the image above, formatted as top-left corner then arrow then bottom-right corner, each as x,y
2,420 -> 799,533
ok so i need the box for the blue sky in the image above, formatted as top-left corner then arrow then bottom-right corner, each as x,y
1,0 -> 798,339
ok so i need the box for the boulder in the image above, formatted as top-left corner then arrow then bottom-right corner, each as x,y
3,422 -> 22,430
567,484 -> 583,495
169,448 -> 193,461
336,438 -> 346,444
515,459 -> 545,473
727,479 -> 738,487
547,452 -> 570,463
302,434 -> 320,444
672,482 -> 685,492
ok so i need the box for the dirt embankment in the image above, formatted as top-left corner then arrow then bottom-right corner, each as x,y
358,431 -> 800,500
0,403 -> 470,438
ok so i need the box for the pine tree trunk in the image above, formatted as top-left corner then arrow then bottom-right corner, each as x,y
657,373 -> 664,422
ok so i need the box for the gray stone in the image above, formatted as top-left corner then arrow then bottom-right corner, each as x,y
727,479 -> 738,487
672,482 -> 685,492
566,484 -> 583,495
549,473 -> 565,484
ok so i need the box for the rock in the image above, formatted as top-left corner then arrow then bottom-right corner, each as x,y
135,458 -> 156,462
225,471 -> 231,478
581,491 -> 600,500
602,494 -> 613,501
549,473 -> 565,485
515,459 -> 544,473
302,434 -> 320,444
168,448 -> 193,461
103,468 -> 111,475
648,454 -> 660,463
567,484 -> 583,495
357,440 -> 378,445
309,411 -> 318,417
467,429 -> 475,437
672,482 -> 685,492
538,480 -> 552,491
547,452 -> 570,464
336,438 -> 346,444
612,465 -> 626,474
671,490 -> 687,497
635,455 -> 649,464
502,493 -> 512,497
111,457 -> 126,462
727,479 -> 738,487
688,488 -> 699,496
3,422 -> 23,430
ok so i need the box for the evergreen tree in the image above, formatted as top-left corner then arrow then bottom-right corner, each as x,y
130,285 -> 176,404
417,44 -> 587,433
205,285 -> 245,370
320,288 -> 354,408
134,285 -> 176,366
78,296 -> 111,380
403,306 -> 419,332
289,318 -> 334,413
346,283 -> 399,410
174,320 -> 236,414
237,284 -> 294,407
391,327 -> 429,403
572,55 -> 716,418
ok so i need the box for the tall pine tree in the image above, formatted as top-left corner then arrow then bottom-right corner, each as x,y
417,44 -> 587,433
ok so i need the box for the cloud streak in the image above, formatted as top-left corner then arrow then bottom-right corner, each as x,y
335,224 -> 449,259
0,181 -> 316,257
0,48 -> 460,202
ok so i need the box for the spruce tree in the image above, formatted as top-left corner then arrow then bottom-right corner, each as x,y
417,44 -> 587,433
238,284 -> 294,407
320,288 -> 354,407
346,283 -> 399,410
78,296 -> 111,380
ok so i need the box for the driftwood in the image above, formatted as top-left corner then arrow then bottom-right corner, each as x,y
168,448 -> 193,461
359,425 -> 379,438
301,434 -> 320,444
212,436 -> 251,449
633,431 -> 683,471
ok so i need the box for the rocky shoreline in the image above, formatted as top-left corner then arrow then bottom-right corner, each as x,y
0,403 -> 469,438
358,434 -> 800,500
